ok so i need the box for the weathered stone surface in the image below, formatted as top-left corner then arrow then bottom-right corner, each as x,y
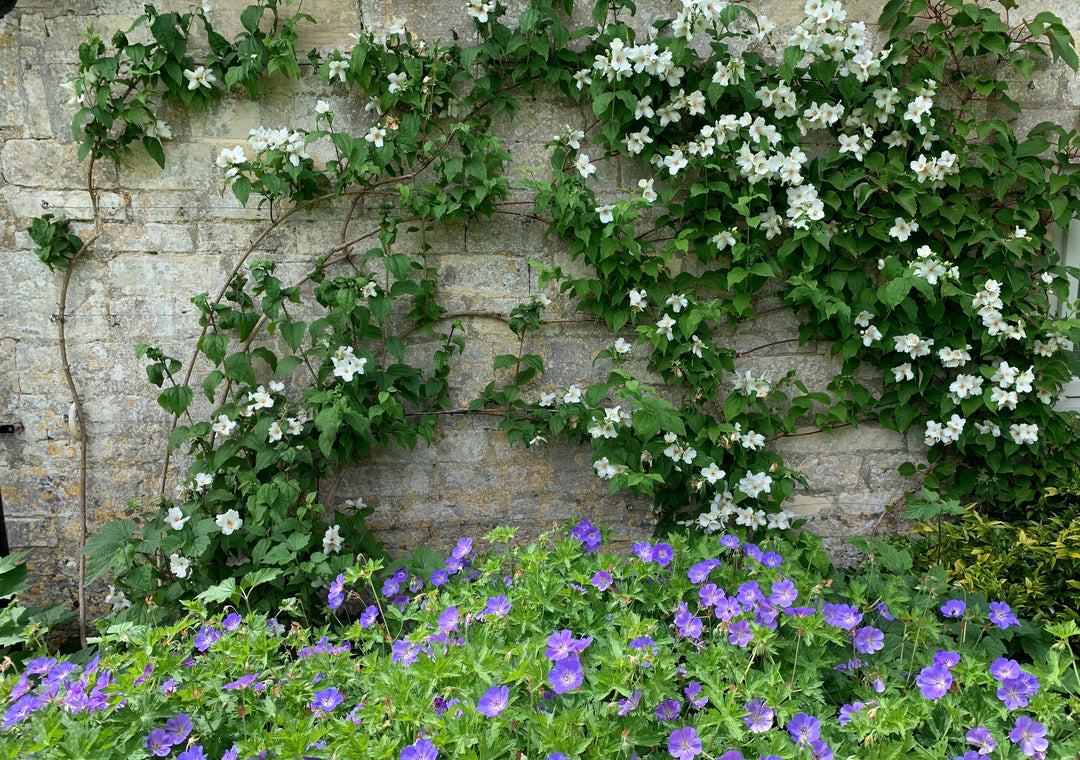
2,0 -> 1079,611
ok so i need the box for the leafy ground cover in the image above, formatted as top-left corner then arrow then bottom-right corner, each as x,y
0,523 -> 1076,759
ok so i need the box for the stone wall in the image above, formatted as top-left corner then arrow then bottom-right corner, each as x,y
0,0 -> 1077,609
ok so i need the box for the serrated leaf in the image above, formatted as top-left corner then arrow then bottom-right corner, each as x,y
196,578 -> 237,604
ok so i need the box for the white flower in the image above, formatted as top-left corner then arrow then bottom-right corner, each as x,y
323,524 -> 344,554
361,281 -> 378,299
169,553 -> 191,579
628,288 -> 647,311
614,337 -> 633,355
861,325 -> 882,346
105,585 -> 131,613
247,386 -> 274,410
387,72 -> 408,93
656,314 -> 676,340
315,100 -> 331,115
146,120 -> 172,140
892,363 -> 914,382
268,420 -> 283,442
888,217 -> 918,241
854,310 -> 874,328
365,125 -> 387,147
574,154 -> 596,178
766,510 -> 794,530
563,385 -> 582,403
924,420 -> 944,445
572,69 -> 592,90
639,178 -> 657,202
948,374 -> 983,399
328,59 -> 349,82
387,16 -> 408,36
596,204 -> 615,223
737,471 -> 773,498
690,335 -> 705,358
194,472 -> 214,492
991,361 -> 1018,388
1009,423 -> 1039,445
538,391 -> 557,407
287,418 -> 303,435
700,463 -> 726,484
166,506 -> 190,531
216,509 -> 243,536
975,421 -> 1001,437
466,1 -> 495,23
565,128 -> 585,149
665,294 -> 688,313
184,66 -> 217,91
212,414 -> 237,438
740,431 -> 766,450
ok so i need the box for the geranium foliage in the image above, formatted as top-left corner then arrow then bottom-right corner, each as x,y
1,525 -> 1078,759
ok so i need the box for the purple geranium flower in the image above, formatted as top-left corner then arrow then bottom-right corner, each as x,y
632,541 -> 654,562
438,606 -> 460,634
477,685 -> 510,717
822,603 -> 862,630
810,739 -> 833,760
940,599 -> 966,618
728,620 -> 754,647
177,747 -> 207,760
787,712 -> 821,745
569,520 -> 602,552
675,611 -> 703,640
401,738 -> 439,760
146,728 -> 175,757
838,702 -> 866,726
699,583 -> 724,608
452,537 -> 473,559
915,664 -> 952,700
546,630 -> 577,661
328,574 -> 346,610
715,597 -> 741,621
222,613 -> 242,631
997,678 -> 1030,710
762,551 -> 783,567
933,650 -> 961,669
990,658 -> 1021,681
430,569 -> 449,587
653,543 -> 674,566
3,695 -> 47,729
224,673 -> 259,690
549,657 -> 584,694
1009,716 -> 1048,757
967,726 -> 996,755
853,627 -> 884,654
617,689 -> 642,715
769,580 -> 798,608
989,601 -> 1020,629
743,698 -> 774,733
382,578 -> 400,597
165,714 -> 193,744
309,688 -> 344,716
719,534 -> 740,549
484,596 -> 511,617
360,605 -> 379,628
668,726 -> 702,760
687,560 -> 718,584
684,682 -> 708,708
591,571 -> 613,590
655,699 -> 681,721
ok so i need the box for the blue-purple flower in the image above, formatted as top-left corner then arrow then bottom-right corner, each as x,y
569,520 -> 602,552
328,573 -> 346,610
728,620 -> 754,647
591,571 -> 613,590
549,657 -> 584,694
360,605 -> 379,628
988,601 -> 1020,629
477,684 -> 510,717
655,699 -> 681,721
787,712 -> 821,745
915,663 -> 952,700
309,687 -> 344,716
940,599 -> 966,618
1009,716 -> 1048,757
3,695 -> 47,729
822,603 -> 862,630
933,650 -> 960,669
838,702 -> 867,726
177,747 -> 207,760
483,595 -> 511,617
223,612 -> 242,631
966,726 -> 996,755
401,738 -> 439,760
853,627 -> 884,654
668,726 -> 702,760
684,682 -> 708,708
617,689 -> 642,715
743,698 -> 774,733
769,579 -> 798,608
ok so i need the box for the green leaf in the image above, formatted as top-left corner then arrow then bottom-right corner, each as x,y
199,333 -> 229,365
157,385 -> 193,417
196,578 -> 238,604
142,136 -> 166,169
224,352 -> 258,387
83,519 -> 137,582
